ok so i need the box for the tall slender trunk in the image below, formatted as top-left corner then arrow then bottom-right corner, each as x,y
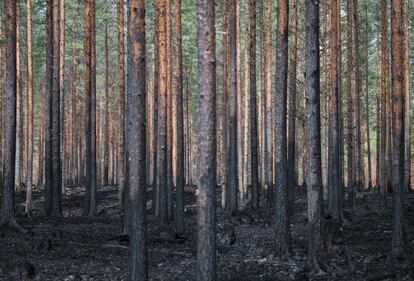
264,0 -> 272,193
1,0 -> 23,230
403,0 -> 411,192
258,0 -> 265,197
15,0 -> 22,191
25,0 -> 34,216
226,0 -> 238,214
84,0 -> 97,217
59,0 -> 65,192
155,0 -> 169,223
127,1 -> 148,279
365,6 -> 372,189
274,0 -> 291,256
221,0 -> 229,207
346,0 -> 355,207
70,48 -> 78,186
287,0 -> 298,209
390,0 -> 405,258
236,0 -> 244,204
304,0 -> 326,268
151,29 -> 159,214
104,24 -> 109,186
335,0 -> 345,205
0,19 -> 3,178
44,0 -> 54,215
250,0 -> 259,211
196,0 -> 217,279
174,0 -> 185,234
117,0 -> 127,233
379,0 -> 388,204
242,0 -> 250,207
353,0 -> 362,192
328,0 -> 342,221
376,49 -> 381,188
166,0 -> 173,220
50,0 -> 62,218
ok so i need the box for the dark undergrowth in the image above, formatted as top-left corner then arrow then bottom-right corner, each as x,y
0,185 -> 413,280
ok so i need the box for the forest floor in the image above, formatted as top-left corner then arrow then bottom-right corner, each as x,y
1,185 -> 414,281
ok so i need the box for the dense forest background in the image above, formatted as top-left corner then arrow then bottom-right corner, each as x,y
0,0 -> 413,191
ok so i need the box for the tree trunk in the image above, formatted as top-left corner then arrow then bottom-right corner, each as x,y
304,0 -> 326,269
50,0 -> 62,218
346,0 -> 356,207
274,0 -> 291,256
84,0 -> 97,217
155,0 -> 169,223
44,0 -> 54,216
0,19 -> 3,178
1,0 -> 23,230
242,0 -> 250,207
327,0 -> 342,221
151,29 -> 159,215
403,0 -> 411,192
353,0 -> 362,193
174,0 -> 185,234
117,0 -> 127,233
126,1 -> 148,279
225,0 -> 238,215
264,0 -> 272,196
15,0 -> 22,191
196,0 -> 217,279
166,0 -> 173,220
25,0 -> 34,216
365,6 -> 372,189
104,24 -> 109,186
379,0 -> 388,204
390,0 -> 405,258
249,0 -> 259,211
236,0 -> 244,204
221,0 -> 229,207
59,0 -> 65,193
287,0 -> 298,209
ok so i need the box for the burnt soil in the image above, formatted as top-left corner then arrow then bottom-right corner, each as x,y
1,185 -> 414,281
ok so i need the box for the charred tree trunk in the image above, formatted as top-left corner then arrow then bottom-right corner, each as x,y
274,0 -> 291,256
44,0 -> 54,216
104,24 -> 110,186
126,0 -> 148,279
50,0 -> 62,218
287,0 -> 298,209
1,0 -> 24,231
365,7 -> 372,189
174,0 -> 185,234
84,0 -> 97,217
117,0 -> 127,233
59,0 -> 65,193
304,0 -> 326,269
196,0 -> 217,279
353,0 -> 362,192
15,0 -> 22,191
166,0 -> 173,220
225,0 -> 239,215
403,0 -> 411,192
346,0 -> 356,207
155,0 -> 169,223
25,0 -> 34,216
390,0 -> 405,258
379,0 -> 388,204
264,0 -> 273,197
250,0 -> 259,211
328,0 -> 342,221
